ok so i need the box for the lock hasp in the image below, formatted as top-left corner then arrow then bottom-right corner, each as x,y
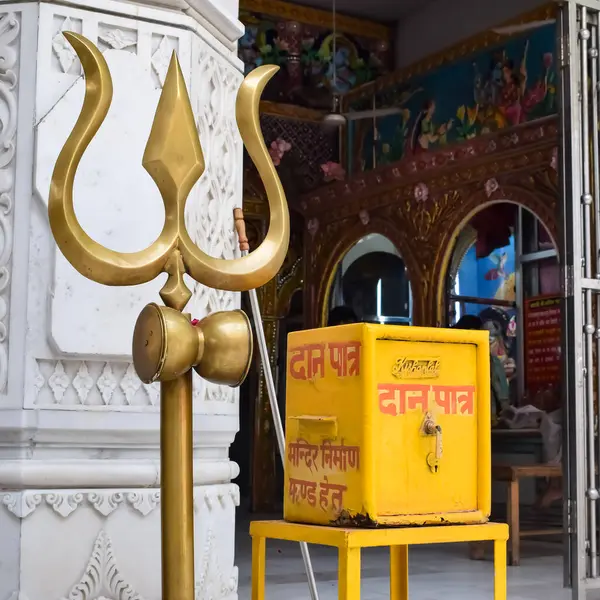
283,323 -> 491,527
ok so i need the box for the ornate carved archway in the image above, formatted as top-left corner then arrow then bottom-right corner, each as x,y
312,217 -> 415,327
299,118 -> 559,329
432,179 -> 559,326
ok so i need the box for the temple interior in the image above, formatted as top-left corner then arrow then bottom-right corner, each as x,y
3,0 -> 594,597
226,0 -> 570,594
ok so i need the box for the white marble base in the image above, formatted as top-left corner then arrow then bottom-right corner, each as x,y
0,0 -> 245,597
0,485 -> 239,600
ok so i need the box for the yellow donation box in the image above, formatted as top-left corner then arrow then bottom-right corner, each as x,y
283,323 -> 492,527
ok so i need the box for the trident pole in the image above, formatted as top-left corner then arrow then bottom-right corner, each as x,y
234,209 -> 320,600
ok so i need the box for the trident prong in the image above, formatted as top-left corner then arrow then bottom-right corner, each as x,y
48,32 -> 289,308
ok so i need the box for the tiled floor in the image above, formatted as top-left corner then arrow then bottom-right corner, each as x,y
235,515 -> 579,599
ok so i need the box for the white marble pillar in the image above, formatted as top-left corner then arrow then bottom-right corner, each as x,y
0,0 -> 245,598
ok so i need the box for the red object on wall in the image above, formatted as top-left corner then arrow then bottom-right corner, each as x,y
471,204 -> 517,259
524,296 -> 561,397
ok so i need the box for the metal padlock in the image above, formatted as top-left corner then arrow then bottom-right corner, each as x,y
423,416 -> 443,474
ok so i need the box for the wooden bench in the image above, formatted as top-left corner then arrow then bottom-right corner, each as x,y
492,464 -> 563,566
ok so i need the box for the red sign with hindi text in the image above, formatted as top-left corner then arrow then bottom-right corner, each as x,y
524,296 -> 561,395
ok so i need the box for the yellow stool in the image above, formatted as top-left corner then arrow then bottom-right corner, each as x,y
250,520 -> 509,600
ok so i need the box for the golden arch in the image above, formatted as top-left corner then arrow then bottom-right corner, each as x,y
433,187 -> 558,327
315,217 -> 415,327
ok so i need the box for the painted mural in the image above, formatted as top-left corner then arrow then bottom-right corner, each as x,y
453,238 -> 518,396
352,24 -> 556,171
455,238 -> 516,316
239,10 -> 390,107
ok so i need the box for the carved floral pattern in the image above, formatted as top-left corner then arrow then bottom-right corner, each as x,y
34,360 -> 159,408
484,177 -> 499,198
45,492 -> 84,518
195,529 -> 238,600
120,364 -> 141,404
186,36 -> 243,405
0,12 -> 18,394
88,492 -> 124,517
1,486 -> 240,519
52,16 -> 79,73
97,363 -> 118,404
32,359 -> 45,395
2,492 -> 42,518
73,362 -> 94,403
151,35 -> 176,88
98,25 -> 137,52
60,530 -> 144,600
126,491 -> 160,516
145,381 -> 160,406
414,182 -> 429,203
48,361 -> 70,401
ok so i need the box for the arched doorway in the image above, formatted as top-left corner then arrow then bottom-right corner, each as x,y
445,202 -> 559,410
445,201 -> 562,528
326,233 -> 412,325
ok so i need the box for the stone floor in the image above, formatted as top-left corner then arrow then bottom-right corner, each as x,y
235,516 -> 579,599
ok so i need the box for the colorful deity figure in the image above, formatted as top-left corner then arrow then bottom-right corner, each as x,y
480,307 -> 517,383
489,52 -> 505,106
408,100 -> 453,154
474,52 -> 504,108
475,44 -> 529,131
320,35 -> 358,93
498,53 -> 528,127
484,250 -> 508,282
522,51 -> 556,117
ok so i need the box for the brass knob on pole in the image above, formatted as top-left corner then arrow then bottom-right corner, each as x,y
132,303 -> 253,387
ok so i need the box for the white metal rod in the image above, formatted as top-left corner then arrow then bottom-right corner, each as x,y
345,106 -> 402,120
580,7 -> 598,577
241,249 -> 320,600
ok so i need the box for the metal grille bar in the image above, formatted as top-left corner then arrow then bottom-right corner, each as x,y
560,2 -> 600,597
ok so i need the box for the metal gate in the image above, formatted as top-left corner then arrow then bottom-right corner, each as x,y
560,2 -> 600,597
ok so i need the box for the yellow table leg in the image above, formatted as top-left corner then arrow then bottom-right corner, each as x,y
339,546 -> 361,600
493,539 -> 507,600
390,545 -> 408,600
252,535 -> 266,600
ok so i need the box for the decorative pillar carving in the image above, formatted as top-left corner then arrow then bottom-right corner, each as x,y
0,1 -> 244,599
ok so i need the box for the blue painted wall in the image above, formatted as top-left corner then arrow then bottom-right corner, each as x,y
455,236 -> 516,318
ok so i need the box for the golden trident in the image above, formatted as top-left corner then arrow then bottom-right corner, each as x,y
48,33 -> 289,600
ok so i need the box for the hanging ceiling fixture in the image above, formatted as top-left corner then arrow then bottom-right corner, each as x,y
322,0 -> 347,127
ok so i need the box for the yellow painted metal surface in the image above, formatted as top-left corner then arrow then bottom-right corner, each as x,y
249,520 -> 508,600
283,324 -> 491,527
249,520 -> 509,547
